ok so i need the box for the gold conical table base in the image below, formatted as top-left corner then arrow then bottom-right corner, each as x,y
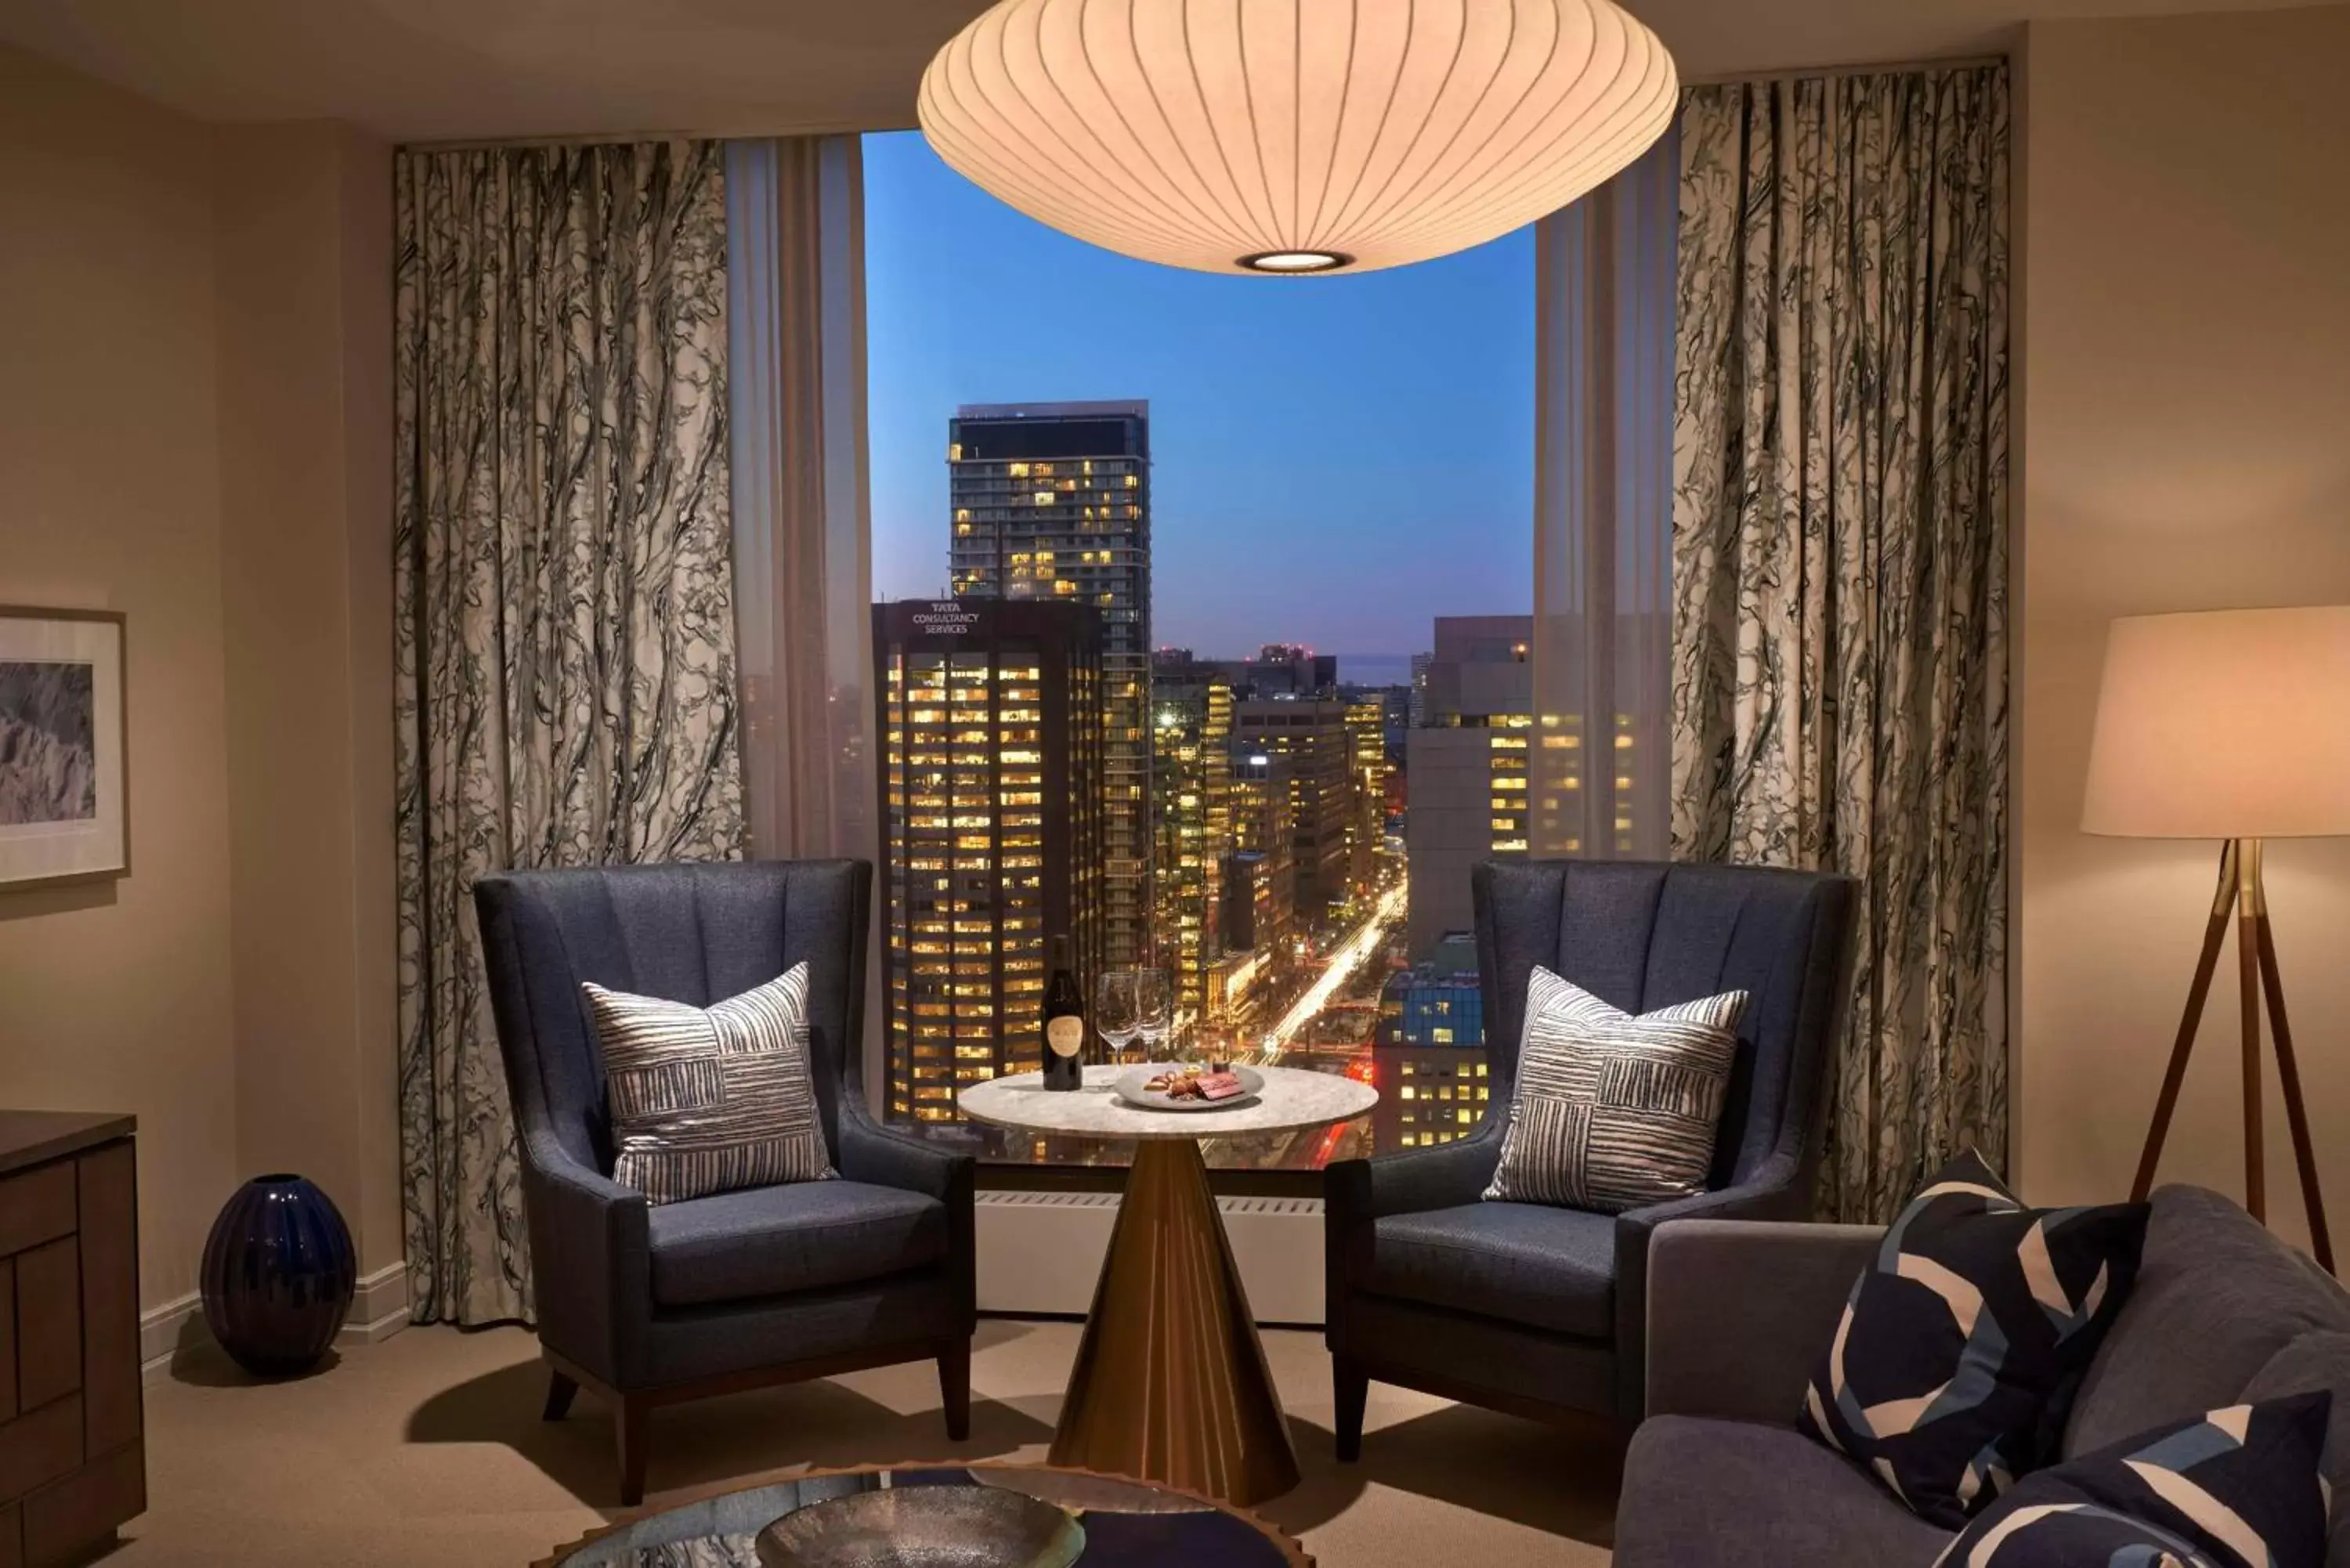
1047,1138 -> 1301,1506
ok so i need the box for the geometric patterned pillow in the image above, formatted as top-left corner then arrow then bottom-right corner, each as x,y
1935,1393 -> 2333,1568
582,961 -> 835,1205
1799,1149 -> 2151,1530
1483,966 -> 1748,1213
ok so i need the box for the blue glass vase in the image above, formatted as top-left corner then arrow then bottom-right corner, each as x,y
200,1174 -> 357,1377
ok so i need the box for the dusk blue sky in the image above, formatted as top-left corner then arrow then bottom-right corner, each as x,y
862,130 -> 1534,670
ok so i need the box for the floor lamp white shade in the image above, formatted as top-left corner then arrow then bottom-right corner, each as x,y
918,0 -> 1679,276
2081,606 -> 2350,840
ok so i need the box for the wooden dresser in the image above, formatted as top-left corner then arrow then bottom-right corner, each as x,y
0,1113 -> 142,1567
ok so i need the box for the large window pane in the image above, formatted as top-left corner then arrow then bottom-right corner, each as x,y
862,130 -> 1532,1171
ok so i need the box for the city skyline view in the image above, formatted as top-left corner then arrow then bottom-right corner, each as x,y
862,134 -> 1546,1170
871,392 -> 1519,1170
862,130 -> 1535,663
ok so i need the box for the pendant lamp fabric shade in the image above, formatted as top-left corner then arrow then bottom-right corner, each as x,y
2081,607 -> 2350,840
917,0 -> 1679,276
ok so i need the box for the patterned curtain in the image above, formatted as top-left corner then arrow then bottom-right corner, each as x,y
394,142 -> 748,1325
1668,68 -> 2011,1223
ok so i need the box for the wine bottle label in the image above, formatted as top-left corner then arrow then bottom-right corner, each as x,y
1046,1016 -> 1084,1057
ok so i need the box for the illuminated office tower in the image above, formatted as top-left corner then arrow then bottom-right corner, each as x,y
1343,698 -> 1388,900
1232,699 -> 1353,932
874,600 -> 1103,1128
1150,678 -> 1233,1025
948,401 -> 1152,971
1405,616 -> 1534,959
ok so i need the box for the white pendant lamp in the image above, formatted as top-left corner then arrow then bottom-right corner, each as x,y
917,0 -> 1679,276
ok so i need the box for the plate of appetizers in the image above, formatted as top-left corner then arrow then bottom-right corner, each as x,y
1113,1063 -> 1264,1113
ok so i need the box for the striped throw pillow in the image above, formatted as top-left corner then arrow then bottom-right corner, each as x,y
1484,966 -> 1748,1213
583,962 -> 835,1205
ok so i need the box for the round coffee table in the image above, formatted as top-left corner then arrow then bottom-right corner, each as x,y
958,1064 -> 1378,1508
533,1462 -> 1313,1566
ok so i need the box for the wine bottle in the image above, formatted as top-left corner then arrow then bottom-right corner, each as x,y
1043,934 -> 1085,1091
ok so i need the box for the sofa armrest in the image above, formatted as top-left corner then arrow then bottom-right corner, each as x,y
521,1133 -> 652,1386
834,1093 -> 977,1331
1643,1218 -> 1882,1424
1609,1158 -> 1820,1422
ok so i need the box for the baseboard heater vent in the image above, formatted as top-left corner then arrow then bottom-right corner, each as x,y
975,1190 -> 1325,1327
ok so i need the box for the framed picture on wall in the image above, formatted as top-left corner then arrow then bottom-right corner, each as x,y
0,606 -> 128,891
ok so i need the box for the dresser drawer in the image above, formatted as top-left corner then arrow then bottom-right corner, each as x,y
0,1169 -> 73,1263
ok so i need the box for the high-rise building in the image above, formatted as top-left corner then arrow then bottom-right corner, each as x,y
1232,699 -> 1353,932
1343,697 -> 1389,899
948,401 -> 1152,970
1238,644 -> 1339,699
1158,643 -> 1336,703
1373,956 -> 1491,1151
1524,607 -> 1669,860
1150,678 -> 1232,1027
873,599 -> 1104,1128
1223,749 -> 1296,958
1405,616 -> 1533,959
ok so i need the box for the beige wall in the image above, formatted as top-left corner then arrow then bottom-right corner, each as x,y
0,45 -> 240,1311
214,121 -> 403,1282
2017,5 -> 2350,1248
0,44 -> 400,1317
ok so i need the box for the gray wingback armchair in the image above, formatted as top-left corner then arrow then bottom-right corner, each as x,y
475,859 -> 974,1505
1323,858 -> 1858,1452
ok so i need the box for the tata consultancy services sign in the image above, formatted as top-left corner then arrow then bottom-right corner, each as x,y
909,602 -> 980,635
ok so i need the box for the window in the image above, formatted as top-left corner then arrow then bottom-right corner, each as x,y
863,131 -> 1531,1171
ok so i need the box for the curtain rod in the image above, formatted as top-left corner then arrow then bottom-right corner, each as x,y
1681,49 -> 2008,87
401,119 -> 880,154
399,46 -> 2009,154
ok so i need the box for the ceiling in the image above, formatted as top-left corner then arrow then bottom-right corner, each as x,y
0,0 -> 2329,143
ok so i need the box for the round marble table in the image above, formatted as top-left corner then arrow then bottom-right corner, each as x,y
960,1064 -> 1378,1509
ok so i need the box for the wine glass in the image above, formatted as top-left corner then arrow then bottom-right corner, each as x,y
1094,970 -> 1141,1068
1130,969 -> 1173,1065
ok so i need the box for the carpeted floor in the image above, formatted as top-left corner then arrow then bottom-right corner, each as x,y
117,1317 -> 1622,1565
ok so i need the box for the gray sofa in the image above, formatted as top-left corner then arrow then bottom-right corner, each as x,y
1616,1184 -> 2350,1566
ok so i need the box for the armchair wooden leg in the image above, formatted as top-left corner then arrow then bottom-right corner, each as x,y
616,1393 -> 649,1508
1334,1357 -> 1369,1462
938,1339 -> 972,1442
543,1367 -> 579,1422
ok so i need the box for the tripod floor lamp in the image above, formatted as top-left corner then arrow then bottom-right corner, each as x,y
2082,606 -> 2350,1274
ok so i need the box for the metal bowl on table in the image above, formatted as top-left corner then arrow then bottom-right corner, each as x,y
754,1484 -> 1084,1568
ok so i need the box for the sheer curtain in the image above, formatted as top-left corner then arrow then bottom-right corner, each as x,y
725,135 -> 883,1093
726,136 -> 874,867
1530,130 -> 1678,861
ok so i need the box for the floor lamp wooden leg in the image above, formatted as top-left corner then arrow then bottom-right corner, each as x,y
2239,902 -> 2266,1224
2256,907 -> 2334,1274
2132,843 -> 2240,1204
